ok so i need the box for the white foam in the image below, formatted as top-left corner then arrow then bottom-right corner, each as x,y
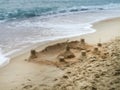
0,48 -> 9,68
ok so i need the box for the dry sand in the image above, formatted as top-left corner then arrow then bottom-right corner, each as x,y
0,17 -> 120,90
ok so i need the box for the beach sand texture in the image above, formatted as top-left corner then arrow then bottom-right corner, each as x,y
0,17 -> 120,90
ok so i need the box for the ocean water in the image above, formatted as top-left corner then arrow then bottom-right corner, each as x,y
0,0 -> 120,21
0,0 -> 120,67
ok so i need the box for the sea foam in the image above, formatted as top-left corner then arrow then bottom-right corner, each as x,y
0,48 -> 9,68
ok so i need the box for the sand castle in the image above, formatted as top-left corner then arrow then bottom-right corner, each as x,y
28,38 -> 111,66
29,50 -> 37,59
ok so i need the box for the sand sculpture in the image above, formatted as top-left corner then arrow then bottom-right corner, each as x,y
30,50 -> 37,59
29,38 -> 110,64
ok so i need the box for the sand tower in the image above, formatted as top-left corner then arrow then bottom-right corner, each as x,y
30,49 -> 37,59
79,38 -> 86,50
78,50 -> 87,60
81,50 -> 86,56
80,38 -> 85,45
93,47 -> 100,55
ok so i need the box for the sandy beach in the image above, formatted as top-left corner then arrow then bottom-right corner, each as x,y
0,17 -> 120,90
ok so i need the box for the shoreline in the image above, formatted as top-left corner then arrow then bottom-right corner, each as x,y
0,16 -> 120,90
1,9 -> 120,64
9,16 -> 120,60
0,16 -> 119,68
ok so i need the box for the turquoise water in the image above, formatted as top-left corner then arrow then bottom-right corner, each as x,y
0,0 -> 120,20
